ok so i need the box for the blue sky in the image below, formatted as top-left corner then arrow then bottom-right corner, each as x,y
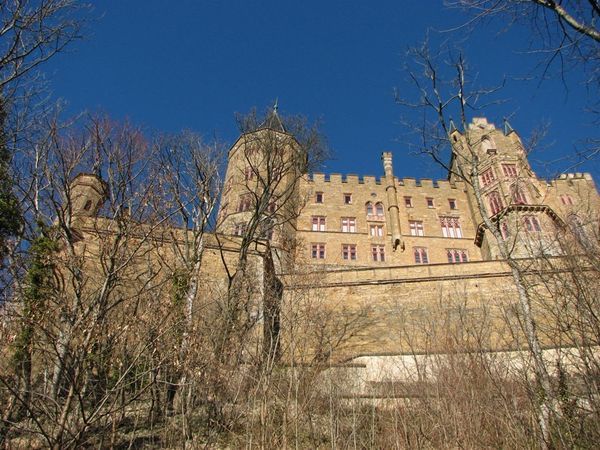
43,0 -> 598,181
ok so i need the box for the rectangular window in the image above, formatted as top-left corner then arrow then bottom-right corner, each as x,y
500,222 -> 510,240
343,193 -> 352,204
238,194 -> 252,212
440,216 -> 463,238
371,245 -> 385,262
315,192 -> 324,203
488,191 -> 503,215
448,199 -> 457,210
341,217 -> 356,233
560,194 -> 573,205
311,216 -> 326,231
524,216 -> 542,232
311,243 -> 326,259
447,249 -> 468,263
233,223 -> 247,236
481,168 -> 496,187
404,196 -> 413,208
414,247 -> 429,264
502,164 -> 518,178
426,197 -> 434,208
244,166 -> 254,181
369,224 -> 384,237
342,244 -> 357,260
409,220 -> 424,236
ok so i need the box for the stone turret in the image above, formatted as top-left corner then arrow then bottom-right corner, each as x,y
69,173 -> 108,217
382,152 -> 404,251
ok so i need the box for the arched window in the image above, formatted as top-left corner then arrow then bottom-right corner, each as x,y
568,214 -> 589,246
511,183 -> 528,205
366,202 -> 374,216
375,202 -> 384,217
481,135 -> 496,154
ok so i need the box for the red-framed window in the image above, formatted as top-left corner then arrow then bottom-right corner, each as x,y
560,194 -> 574,206
342,244 -> 357,260
311,216 -> 326,231
341,217 -> 356,233
447,249 -> 468,263
233,223 -> 247,236
369,224 -> 384,237
481,168 -> 496,187
244,166 -> 254,181
371,245 -> 385,262
512,188 -> 528,205
311,243 -> 326,259
414,247 -> 429,264
502,164 -> 518,178
524,216 -> 542,232
409,220 -> 424,236
501,222 -> 510,240
488,191 -> 503,215
440,216 -> 463,238
238,194 -> 252,212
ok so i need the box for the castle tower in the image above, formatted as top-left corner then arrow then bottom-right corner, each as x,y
69,173 -> 108,218
217,108 -> 304,268
450,118 -> 562,259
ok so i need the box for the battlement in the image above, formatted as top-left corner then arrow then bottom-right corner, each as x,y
557,172 -> 593,181
305,172 -> 464,192
547,172 -> 596,187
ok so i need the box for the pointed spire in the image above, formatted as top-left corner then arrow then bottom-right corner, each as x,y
260,99 -> 286,133
449,118 -> 457,133
504,118 -> 514,135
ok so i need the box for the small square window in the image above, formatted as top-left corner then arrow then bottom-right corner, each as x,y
344,193 -> 352,204
426,198 -> 434,208
404,197 -> 413,208
315,192 -> 324,203
448,199 -> 457,210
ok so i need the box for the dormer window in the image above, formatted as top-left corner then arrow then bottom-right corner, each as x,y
481,136 -> 496,155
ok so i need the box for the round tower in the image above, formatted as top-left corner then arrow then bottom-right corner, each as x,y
69,173 -> 108,217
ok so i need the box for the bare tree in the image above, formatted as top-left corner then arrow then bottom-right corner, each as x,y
396,42 -> 556,447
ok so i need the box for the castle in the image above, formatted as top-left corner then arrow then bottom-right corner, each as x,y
68,113 -> 599,370
218,114 -> 597,269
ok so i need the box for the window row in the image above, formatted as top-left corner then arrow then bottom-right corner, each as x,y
311,244 -> 469,265
237,195 -> 277,213
404,197 -> 457,210
311,216 -> 463,238
481,164 -> 519,187
314,192 -> 458,211
311,243 -> 386,262
499,215 -> 543,239
315,192 -> 353,204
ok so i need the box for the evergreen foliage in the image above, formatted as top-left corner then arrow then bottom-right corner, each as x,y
0,98 -> 21,256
